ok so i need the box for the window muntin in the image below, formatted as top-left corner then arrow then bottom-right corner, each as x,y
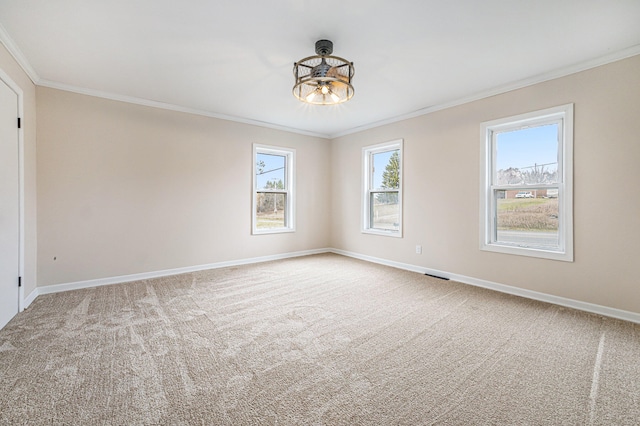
253,145 -> 295,234
480,104 -> 573,261
363,140 -> 403,236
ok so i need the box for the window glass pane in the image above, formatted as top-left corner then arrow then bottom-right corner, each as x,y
495,190 -> 559,248
372,149 -> 400,190
255,193 -> 286,229
256,153 -> 286,190
370,192 -> 399,231
495,124 -> 558,185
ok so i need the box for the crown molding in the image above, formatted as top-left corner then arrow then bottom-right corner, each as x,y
0,23 -> 328,139
0,23 -> 40,84
1,18 -> 638,140
329,44 -> 640,139
37,79 -> 330,139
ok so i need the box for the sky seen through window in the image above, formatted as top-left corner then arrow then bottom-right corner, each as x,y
496,124 -> 558,172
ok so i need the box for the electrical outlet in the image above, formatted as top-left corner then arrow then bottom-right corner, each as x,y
416,245 -> 422,254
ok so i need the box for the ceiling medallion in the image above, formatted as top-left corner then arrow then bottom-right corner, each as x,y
293,40 -> 355,105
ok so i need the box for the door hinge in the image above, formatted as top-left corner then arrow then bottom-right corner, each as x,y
18,276 -> 22,287
17,117 -> 21,129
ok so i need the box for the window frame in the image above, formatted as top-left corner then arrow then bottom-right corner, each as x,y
362,139 -> 403,237
252,144 -> 295,235
480,104 -> 573,261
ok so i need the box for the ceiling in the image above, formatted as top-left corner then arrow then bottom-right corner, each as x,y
1,1 -> 639,138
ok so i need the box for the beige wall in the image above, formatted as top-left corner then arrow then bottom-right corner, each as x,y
36,88 -> 331,286
0,44 -> 37,298
331,55 -> 640,314
30,53 -> 640,315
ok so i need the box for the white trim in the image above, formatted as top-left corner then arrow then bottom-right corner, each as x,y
331,249 -> 427,274
362,139 -> 403,237
0,67 -> 26,313
329,45 -> 640,138
38,79 -> 329,139
0,23 -> 39,84
37,248 -> 330,296
23,288 -> 38,308
0,21 -> 637,139
252,144 -> 296,235
25,247 -> 640,324
330,249 -> 640,325
479,104 -> 574,262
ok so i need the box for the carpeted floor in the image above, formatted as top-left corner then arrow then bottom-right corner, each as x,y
0,253 -> 638,425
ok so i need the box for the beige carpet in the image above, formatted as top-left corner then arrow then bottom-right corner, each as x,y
1,253 -> 638,425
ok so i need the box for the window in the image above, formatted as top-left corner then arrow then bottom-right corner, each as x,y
363,140 -> 403,236
253,144 -> 295,234
480,104 -> 573,261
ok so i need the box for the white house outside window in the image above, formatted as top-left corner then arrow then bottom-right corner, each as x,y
252,144 -> 295,234
363,140 -> 403,237
480,104 -> 573,261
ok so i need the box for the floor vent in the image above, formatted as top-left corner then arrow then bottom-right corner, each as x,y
424,273 -> 449,281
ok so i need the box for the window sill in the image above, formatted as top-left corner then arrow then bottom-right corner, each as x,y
253,228 -> 295,235
481,242 -> 573,262
362,228 -> 402,238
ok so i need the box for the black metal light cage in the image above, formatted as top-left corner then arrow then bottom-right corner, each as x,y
293,40 -> 354,105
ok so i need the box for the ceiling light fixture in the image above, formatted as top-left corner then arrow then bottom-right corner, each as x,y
293,40 -> 354,105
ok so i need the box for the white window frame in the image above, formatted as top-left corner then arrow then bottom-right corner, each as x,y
252,144 -> 295,235
362,139 -> 403,237
480,104 -> 573,261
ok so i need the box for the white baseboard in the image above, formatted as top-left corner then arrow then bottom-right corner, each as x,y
330,248 -> 640,325
29,247 -> 640,325
37,248 -> 331,296
23,287 -> 38,309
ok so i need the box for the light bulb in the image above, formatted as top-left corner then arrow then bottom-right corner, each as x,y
321,85 -> 329,95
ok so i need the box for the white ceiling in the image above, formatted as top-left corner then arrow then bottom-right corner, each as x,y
1,0 -> 639,138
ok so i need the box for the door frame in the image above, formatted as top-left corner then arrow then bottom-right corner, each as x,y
0,67 -> 25,312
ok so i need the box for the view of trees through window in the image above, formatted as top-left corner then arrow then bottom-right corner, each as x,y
371,149 -> 400,231
255,153 -> 286,229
